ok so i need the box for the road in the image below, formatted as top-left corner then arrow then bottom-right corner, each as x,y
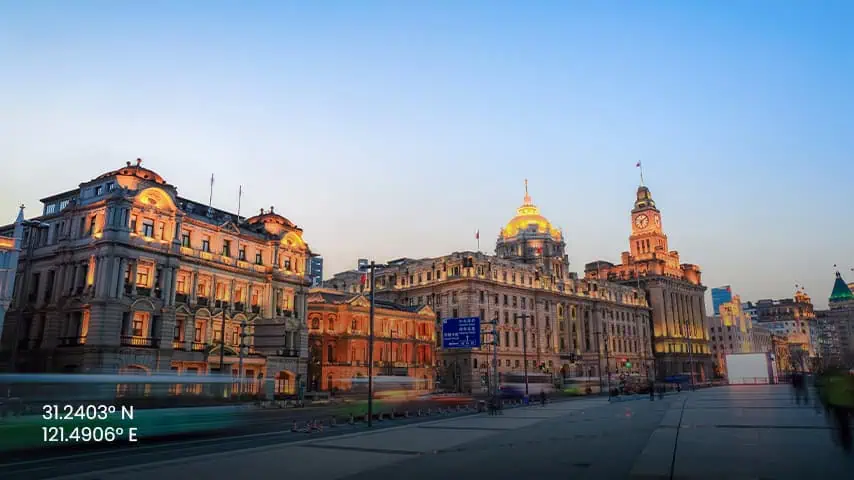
7,386 -> 854,479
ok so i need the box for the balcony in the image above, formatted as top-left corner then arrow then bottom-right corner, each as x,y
277,348 -> 300,358
137,286 -> 151,297
172,340 -> 185,350
120,336 -> 159,348
197,297 -> 209,306
190,342 -> 208,352
58,336 -> 87,347
175,292 -> 188,304
234,302 -> 245,312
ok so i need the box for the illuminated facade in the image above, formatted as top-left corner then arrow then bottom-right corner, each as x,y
0,208 -> 22,343
585,184 -> 713,381
708,294 -> 766,377
306,288 -> 436,391
328,183 -> 652,392
0,160 -> 312,393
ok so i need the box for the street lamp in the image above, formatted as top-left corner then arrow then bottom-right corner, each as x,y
514,313 -> 532,397
9,216 -> 49,373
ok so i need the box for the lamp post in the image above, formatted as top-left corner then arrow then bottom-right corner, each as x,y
218,305 -> 228,374
9,218 -> 48,373
366,261 -> 379,428
514,313 -> 532,396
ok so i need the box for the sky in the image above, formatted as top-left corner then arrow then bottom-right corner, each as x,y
1,1 -> 852,310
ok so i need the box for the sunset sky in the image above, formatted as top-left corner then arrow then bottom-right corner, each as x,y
1,1 -> 852,309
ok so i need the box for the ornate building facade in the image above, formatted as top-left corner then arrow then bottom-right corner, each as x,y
824,270 -> 854,367
585,184 -> 713,381
306,288 -> 436,392
0,160 -> 311,393
328,183 -> 652,392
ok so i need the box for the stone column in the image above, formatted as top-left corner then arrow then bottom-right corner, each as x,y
229,278 -> 235,309
184,314 -> 195,349
190,270 -> 198,304
150,265 -> 158,298
162,267 -> 172,305
169,267 -> 178,305
53,263 -> 66,303
130,261 -> 138,295
110,257 -> 121,298
117,257 -> 128,298
210,274 -> 217,305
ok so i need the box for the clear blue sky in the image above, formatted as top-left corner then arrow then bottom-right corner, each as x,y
1,1 -> 852,309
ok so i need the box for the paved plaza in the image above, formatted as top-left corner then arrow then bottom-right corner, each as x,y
57,386 -> 854,480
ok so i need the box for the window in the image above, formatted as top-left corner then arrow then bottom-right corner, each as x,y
174,318 -> 183,340
514,332 -> 519,347
504,311 -> 509,323
142,220 -> 154,238
158,223 -> 166,240
479,309 -> 485,320
45,204 -> 56,215
59,199 -> 70,210
88,216 -> 96,236
95,185 -> 103,196
222,240 -> 231,257
107,182 -> 115,192
202,236 -> 210,252
283,258 -> 291,270
503,295 -> 508,306
479,291 -> 485,303
181,232 -> 191,248
238,247 -> 246,261
136,267 -> 150,287
132,312 -> 147,336
176,275 -> 188,294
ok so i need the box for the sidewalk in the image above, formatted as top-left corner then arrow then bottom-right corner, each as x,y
54,397 -> 608,480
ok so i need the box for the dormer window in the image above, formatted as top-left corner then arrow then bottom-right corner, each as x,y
107,182 -> 115,192
95,185 -> 103,196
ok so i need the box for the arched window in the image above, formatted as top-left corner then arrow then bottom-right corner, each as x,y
311,316 -> 320,329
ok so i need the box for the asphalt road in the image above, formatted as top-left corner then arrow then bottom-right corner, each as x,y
0,395 -> 510,480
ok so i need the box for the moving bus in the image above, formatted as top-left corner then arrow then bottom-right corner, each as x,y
559,376 -> 602,395
499,373 -> 556,398
0,373 -> 258,453
350,376 -> 427,400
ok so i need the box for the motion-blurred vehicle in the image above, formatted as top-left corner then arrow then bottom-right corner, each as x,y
498,373 -> 555,399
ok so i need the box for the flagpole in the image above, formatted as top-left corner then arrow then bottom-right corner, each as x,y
476,230 -> 480,252
208,173 -> 215,217
237,185 -> 243,219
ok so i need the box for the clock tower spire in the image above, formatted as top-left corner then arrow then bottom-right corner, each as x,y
629,185 -> 668,258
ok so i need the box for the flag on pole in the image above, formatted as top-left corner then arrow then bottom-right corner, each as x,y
475,229 -> 479,240
636,161 -> 641,168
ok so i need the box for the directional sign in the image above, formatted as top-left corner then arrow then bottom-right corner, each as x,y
441,317 -> 481,349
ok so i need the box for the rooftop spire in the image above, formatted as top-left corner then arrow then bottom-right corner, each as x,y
523,179 -> 532,206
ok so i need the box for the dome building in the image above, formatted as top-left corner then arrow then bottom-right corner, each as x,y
0,159 -> 312,396
328,181 -> 652,393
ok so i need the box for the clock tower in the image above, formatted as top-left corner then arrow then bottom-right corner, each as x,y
629,185 -> 668,259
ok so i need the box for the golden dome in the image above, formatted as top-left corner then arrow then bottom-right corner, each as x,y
501,180 -> 562,240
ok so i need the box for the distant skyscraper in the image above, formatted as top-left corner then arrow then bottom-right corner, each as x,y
712,285 -> 733,315
307,256 -> 323,287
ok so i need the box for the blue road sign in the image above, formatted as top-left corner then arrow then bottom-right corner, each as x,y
442,317 -> 481,349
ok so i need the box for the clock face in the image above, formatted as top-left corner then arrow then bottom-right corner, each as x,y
634,214 -> 649,229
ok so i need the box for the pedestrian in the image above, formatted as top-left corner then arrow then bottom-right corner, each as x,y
825,367 -> 854,452
540,390 -> 546,407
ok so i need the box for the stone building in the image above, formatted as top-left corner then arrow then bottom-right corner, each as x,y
824,270 -> 854,367
753,290 -> 817,370
306,288 -> 436,392
0,160 -> 312,394
0,208 -> 22,343
328,183 -> 652,392
585,184 -> 713,382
